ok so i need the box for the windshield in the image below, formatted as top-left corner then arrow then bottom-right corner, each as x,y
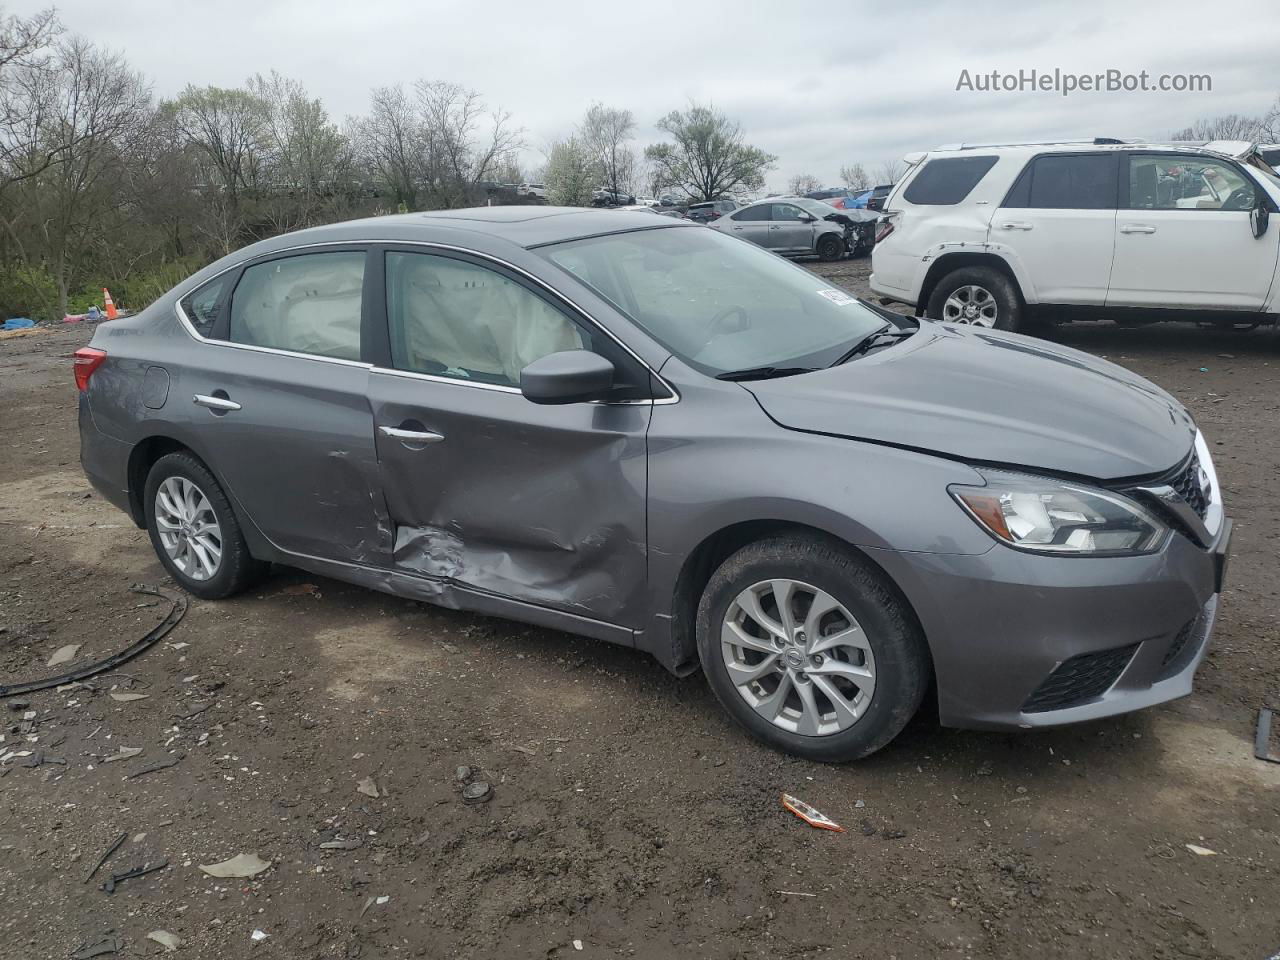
539,226 -> 887,375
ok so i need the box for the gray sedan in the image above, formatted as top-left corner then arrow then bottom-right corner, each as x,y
709,196 -> 865,259
76,207 -> 1230,761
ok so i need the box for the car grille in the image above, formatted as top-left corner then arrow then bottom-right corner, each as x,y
1157,605 -> 1209,680
1021,644 -> 1139,714
1169,450 -> 1209,520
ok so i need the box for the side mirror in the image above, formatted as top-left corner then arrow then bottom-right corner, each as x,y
1250,202 -> 1270,238
801,215 -> 817,223
520,350 -> 615,405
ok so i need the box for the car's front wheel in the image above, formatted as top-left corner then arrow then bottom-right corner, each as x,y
926,266 -> 1023,332
696,534 -> 929,762
144,451 -> 265,600
816,233 -> 844,262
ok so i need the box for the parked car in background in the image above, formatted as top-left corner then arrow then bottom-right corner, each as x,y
75,206 -> 1231,762
686,199 -> 738,223
592,188 -> 636,207
658,195 -> 682,207
805,188 -> 853,202
865,184 -> 893,211
519,183 -> 547,200
1261,144 -> 1280,173
710,197 -> 874,258
871,139 -> 1280,334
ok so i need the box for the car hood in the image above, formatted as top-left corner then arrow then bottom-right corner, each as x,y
743,322 -> 1195,480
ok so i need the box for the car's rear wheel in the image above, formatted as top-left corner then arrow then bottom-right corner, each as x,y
927,266 -> 1023,332
696,534 -> 929,762
816,233 -> 844,262
144,452 -> 265,600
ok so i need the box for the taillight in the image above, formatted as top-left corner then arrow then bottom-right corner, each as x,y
73,347 -> 107,391
874,215 -> 898,244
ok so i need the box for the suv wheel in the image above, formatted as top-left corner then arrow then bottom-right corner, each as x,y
816,234 -> 844,262
927,266 -> 1023,332
144,452 -> 266,600
696,534 -> 929,762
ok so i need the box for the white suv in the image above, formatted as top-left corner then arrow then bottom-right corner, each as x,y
870,139 -> 1280,333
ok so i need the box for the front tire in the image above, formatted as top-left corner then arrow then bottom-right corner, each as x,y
816,234 -> 844,262
144,452 -> 265,600
926,266 -> 1023,332
696,534 -> 929,762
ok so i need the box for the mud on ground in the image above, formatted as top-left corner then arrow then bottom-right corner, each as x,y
1,264 -> 1278,959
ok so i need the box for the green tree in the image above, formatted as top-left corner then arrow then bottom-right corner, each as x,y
645,103 -> 774,201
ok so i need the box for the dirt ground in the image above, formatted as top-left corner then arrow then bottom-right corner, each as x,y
2,261 -> 1279,960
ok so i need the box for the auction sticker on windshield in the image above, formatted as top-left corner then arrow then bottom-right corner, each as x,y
817,288 -> 857,305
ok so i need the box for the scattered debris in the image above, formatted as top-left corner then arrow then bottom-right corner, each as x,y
102,859 -> 168,893
70,935 -> 122,959
359,895 -> 390,918
320,838 -> 363,851
251,930 -> 269,942
859,819 -> 876,837
882,828 -> 908,840
356,776 -> 380,798
47,643 -> 82,667
125,754 -> 184,779
573,939 -> 584,951
146,930 -> 181,952
84,832 -> 127,883
1186,843 -> 1218,857
454,765 -> 472,781
777,890 -> 818,897
462,781 -> 492,804
109,692 -> 149,703
781,793 -> 844,832
1255,708 -> 1279,764
281,582 -> 322,597
101,746 -> 143,764
199,852 -> 272,878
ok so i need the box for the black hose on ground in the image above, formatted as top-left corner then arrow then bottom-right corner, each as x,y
0,583 -> 187,698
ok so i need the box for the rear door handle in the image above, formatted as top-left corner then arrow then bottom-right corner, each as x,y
1120,224 -> 1157,234
379,425 -> 444,444
193,394 -> 241,412
999,221 -> 1034,230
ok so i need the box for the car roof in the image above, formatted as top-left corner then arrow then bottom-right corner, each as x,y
243,206 -> 693,253
924,141 -> 1253,164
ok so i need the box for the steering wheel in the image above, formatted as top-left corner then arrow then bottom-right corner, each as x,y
1222,186 -> 1254,212
696,304 -> 750,354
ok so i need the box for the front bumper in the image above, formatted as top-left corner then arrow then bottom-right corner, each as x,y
872,521 -> 1229,730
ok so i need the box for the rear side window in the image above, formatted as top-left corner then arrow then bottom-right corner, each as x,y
732,205 -> 770,222
179,275 -> 233,338
902,156 -> 998,205
1003,154 -> 1118,210
230,252 -> 365,361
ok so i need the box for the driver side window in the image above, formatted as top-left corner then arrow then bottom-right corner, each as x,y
1129,155 -> 1254,211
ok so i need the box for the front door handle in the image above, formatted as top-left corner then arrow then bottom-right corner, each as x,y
379,425 -> 444,444
999,221 -> 1034,230
193,394 -> 241,412
1120,224 -> 1157,234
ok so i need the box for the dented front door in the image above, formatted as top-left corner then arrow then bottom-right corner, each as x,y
367,370 -> 651,629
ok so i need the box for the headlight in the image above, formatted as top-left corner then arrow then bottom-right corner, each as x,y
950,471 -> 1168,556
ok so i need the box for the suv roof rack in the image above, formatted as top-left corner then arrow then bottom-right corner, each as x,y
934,137 -> 1142,151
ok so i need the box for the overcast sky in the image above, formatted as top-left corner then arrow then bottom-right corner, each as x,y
13,0 -> 1280,191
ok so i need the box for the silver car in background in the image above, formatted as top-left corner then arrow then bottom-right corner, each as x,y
710,196 -> 874,260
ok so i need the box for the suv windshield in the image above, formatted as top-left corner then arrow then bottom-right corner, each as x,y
539,226 -> 887,376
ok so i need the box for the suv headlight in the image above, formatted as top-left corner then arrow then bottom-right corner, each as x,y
950,471 -> 1168,556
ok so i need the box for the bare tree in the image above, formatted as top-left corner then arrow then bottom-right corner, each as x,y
839,162 -> 869,191
351,84 -> 422,210
875,159 -> 905,185
1170,113 -> 1268,142
645,103 -> 775,201
415,80 -> 523,207
581,102 -> 636,199
787,172 -> 821,195
0,7 -> 63,194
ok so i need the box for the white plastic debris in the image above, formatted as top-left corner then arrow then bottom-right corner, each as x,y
251,929 -> 269,942
146,930 -> 181,951
199,852 -> 272,878
47,644 -> 81,667
1186,843 -> 1218,856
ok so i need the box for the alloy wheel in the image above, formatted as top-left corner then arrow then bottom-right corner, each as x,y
154,476 -> 222,581
942,284 -> 998,326
720,579 -> 876,737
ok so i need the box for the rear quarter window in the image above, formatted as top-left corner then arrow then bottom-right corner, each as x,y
179,274 -> 233,338
902,156 -> 999,205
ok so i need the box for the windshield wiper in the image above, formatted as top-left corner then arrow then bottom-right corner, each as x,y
828,324 -> 912,367
715,366 -> 818,382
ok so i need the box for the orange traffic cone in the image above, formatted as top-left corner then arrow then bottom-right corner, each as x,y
102,288 -> 118,320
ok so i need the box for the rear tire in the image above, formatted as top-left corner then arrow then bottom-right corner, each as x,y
144,452 -> 266,600
926,266 -> 1023,333
817,234 -> 844,262
696,534 -> 929,762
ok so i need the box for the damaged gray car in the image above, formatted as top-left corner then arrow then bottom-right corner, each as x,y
77,206 -> 1231,761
